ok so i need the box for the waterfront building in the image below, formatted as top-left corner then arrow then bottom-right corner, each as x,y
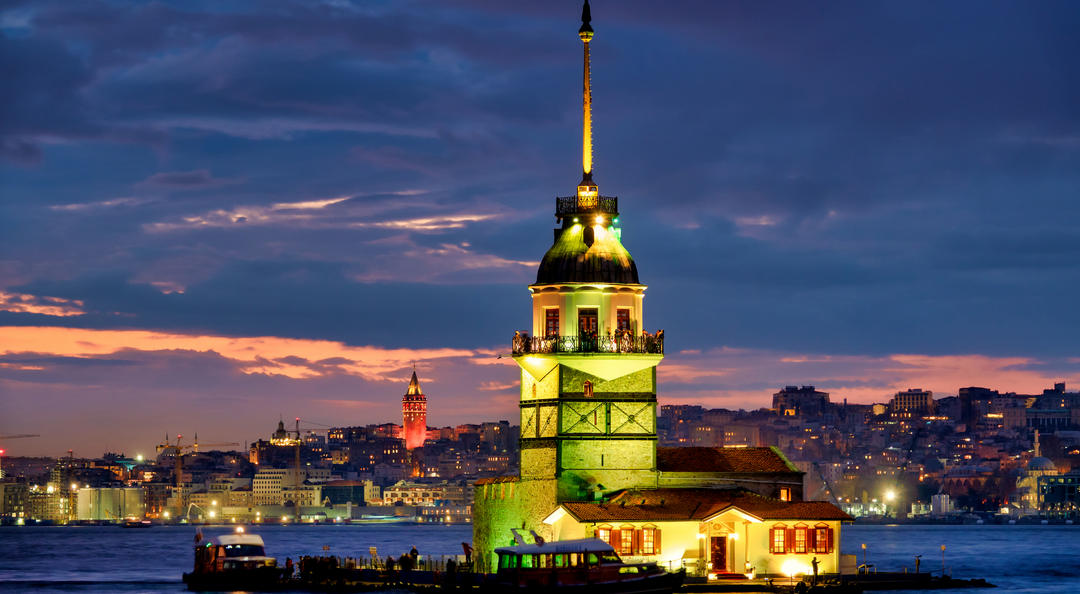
0,481 -> 30,518
322,479 -> 380,505
403,369 -> 428,450
472,2 -> 849,579
1039,469 -> 1080,516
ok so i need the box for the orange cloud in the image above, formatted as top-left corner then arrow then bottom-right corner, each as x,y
0,327 -> 472,380
0,292 -> 85,317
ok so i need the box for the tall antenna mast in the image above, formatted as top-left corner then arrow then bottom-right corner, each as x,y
579,1 -> 596,195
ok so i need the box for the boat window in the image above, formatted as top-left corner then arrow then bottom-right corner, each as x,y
521,555 -> 536,569
554,554 -> 567,568
499,555 -> 517,569
587,553 -> 600,567
222,544 -> 265,558
619,566 -> 640,574
569,553 -> 581,567
601,553 -> 621,564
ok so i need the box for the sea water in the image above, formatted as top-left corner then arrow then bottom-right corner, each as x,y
1,523 -> 1076,593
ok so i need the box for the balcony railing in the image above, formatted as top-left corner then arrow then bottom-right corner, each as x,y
512,333 -> 664,355
556,195 -> 618,217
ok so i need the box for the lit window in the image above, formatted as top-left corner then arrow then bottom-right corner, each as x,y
620,528 -> 634,555
770,526 -> 787,554
793,526 -> 808,554
642,527 -> 656,555
780,487 -> 791,501
546,309 -> 560,337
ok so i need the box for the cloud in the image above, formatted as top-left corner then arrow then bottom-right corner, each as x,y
138,169 -> 241,190
50,197 -> 152,211
0,291 -> 84,316
0,326 -> 522,457
656,347 -> 1077,411
0,326 -> 472,380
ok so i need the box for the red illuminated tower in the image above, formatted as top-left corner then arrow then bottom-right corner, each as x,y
402,368 -> 427,450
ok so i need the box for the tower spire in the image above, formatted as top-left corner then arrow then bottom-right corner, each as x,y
579,1 -> 596,193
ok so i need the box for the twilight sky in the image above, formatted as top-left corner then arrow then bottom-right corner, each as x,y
2,0 -> 1080,457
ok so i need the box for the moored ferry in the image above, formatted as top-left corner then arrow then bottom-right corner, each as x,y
182,528 -> 283,591
493,538 -> 685,594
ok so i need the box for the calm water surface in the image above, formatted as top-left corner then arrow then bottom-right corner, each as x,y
1,524 -> 1076,593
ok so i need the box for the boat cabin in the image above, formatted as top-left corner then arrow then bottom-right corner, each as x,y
494,538 -> 668,587
193,533 -> 277,574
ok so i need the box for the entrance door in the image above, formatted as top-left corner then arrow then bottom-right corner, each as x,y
578,309 -> 598,335
578,308 -> 598,351
710,536 -> 728,574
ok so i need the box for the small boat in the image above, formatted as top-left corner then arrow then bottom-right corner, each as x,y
121,518 -> 154,528
492,538 -> 685,594
182,528 -> 283,591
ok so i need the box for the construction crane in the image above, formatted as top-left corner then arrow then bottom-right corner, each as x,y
0,434 -> 40,478
155,434 -> 239,522
279,418 -> 334,511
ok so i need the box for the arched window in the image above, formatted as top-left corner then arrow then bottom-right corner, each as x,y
597,524 -> 613,545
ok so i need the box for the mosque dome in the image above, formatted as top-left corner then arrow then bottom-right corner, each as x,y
536,220 -> 639,285
1027,457 -> 1057,472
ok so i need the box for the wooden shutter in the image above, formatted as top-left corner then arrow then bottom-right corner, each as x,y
633,529 -> 642,555
611,529 -> 621,551
786,527 -> 795,552
808,526 -> 817,552
655,529 -> 662,555
826,528 -> 834,553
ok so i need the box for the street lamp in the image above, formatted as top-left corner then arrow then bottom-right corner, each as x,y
941,545 -> 946,575
861,543 -> 867,567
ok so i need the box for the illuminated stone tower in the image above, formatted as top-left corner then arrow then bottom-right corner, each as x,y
402,368 -> 427,450
474,0 -> 664,564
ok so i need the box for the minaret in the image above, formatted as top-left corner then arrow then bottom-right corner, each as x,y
402,367 -> 427,451
475,1 -> 664,566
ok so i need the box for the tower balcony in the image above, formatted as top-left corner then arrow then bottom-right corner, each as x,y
512,333 -> 663,355
556,195 -> 618,217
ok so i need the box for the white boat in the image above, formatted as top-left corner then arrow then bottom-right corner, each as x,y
182,528 -> 283,591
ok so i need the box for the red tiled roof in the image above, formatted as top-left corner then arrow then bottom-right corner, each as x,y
562,488 -> 851,523
656,447 -> 798,474
475,475 -> 520,486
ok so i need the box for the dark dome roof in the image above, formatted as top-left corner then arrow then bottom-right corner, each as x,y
1027,457 -> 1057,472
536,222 -> 639,284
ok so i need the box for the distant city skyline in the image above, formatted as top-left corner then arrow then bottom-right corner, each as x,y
3,1 -> 1080,456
